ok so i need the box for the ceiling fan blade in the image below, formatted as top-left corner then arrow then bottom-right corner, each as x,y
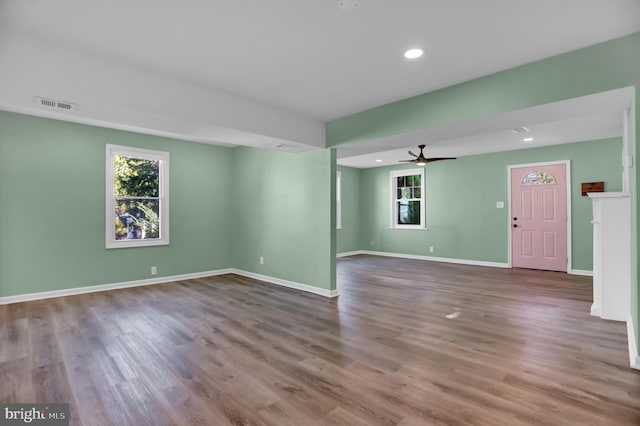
408,150 -> 418,157
425,157 -> 457,163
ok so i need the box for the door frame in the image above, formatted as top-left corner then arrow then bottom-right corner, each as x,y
507,160 -> 572,271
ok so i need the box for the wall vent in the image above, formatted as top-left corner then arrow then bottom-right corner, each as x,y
511,126 -> 530,134
35,97 -> 76,111
272,144 -> 293,150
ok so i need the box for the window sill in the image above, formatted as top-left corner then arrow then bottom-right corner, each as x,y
106,239 -> 169,249
388,226 -> 429,230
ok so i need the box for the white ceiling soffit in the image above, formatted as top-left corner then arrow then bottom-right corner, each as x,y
0,28 -> 325,152
1,0 -> 639,126
337,87 -> 632,168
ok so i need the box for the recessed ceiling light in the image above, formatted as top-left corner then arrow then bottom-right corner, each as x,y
404,48 -> 423,59
523,137 -> 534,142
375,159 -> 383,163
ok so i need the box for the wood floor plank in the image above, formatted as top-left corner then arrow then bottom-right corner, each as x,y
2,255 -> 640,425
0,357 -> 33,403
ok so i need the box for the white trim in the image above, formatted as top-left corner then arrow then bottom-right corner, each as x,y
336,171 -> 342,230
0,269 -> 233,305
337,250 -> 365,258
622,107 -> 630,193
0,268 -> 339,305
345,250 -> 509,268
626,315 -> 640,370
390,168 -> 426,229
568,269 -> 593,276
229,269 -> 339,298
588,192 -> 631,199
590,303 -> 601,317
507,160 -> 572,271
106,144 -> 170,249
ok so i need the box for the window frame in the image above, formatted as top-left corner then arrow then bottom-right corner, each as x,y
390,168 -> 425,229
105,144 -> 170,249
336,171 -> 342,229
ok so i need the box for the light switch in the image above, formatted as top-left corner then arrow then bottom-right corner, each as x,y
496,201 -> 504,209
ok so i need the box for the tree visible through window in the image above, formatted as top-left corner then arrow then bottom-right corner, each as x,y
114,156 -> 160,240
390,168 -> 425,228
106,145 -> 169,248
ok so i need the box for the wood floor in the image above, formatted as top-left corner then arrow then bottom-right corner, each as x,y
1,255 -> 639,425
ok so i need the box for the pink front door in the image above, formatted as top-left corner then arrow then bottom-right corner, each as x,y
511,164 -> 567,272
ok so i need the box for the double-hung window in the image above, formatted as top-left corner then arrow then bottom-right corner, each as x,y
106,144 -> 169,248
390,168 -> 425,228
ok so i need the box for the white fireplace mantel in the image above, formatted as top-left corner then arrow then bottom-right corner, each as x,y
588,192 -> 630,322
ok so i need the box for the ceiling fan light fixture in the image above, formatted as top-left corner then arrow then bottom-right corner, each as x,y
399,144 -> 456,165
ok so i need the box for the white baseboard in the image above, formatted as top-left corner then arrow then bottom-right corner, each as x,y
569,269 -> 593,276
0,267 -> 339,305
591,303 -> 601,317
627,315 -> 640,370
0,269 -> 234,305
350,250 -> 509,269
336,250 -> 364,258
230,269 -> 339,298
340,251 -> 594,275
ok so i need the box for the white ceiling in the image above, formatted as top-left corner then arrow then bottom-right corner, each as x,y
0,1 -> 639,157
337,88 -> 632,168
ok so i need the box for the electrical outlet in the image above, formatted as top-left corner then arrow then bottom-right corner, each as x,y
429,246 -> 434,253
496,201 -> 504,209
151,266 -> 157,276
260,256 -> 264,265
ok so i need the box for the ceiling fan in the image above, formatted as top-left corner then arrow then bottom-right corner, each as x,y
399,144 -> 456,166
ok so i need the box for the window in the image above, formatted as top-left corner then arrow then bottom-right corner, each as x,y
336,171 -> 342,229
521,171 -> 556,185
106,144 -> 169,248
390,168 -> 425,228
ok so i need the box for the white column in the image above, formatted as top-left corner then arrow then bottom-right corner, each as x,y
588,192 -> 630,322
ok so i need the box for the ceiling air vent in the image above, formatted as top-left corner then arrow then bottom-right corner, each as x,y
511,126 -> 530,134
272,144 -> 293,150
35,97 -> 77,111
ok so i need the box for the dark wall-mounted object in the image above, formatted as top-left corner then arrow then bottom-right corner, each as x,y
582,181 -> 604,196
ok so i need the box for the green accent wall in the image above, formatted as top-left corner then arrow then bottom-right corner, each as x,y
357,138 -> 621,270
337,165 -> 361,254
328,31 -> 640,356
231,146 -> 336,291
0,111 -> 337,298
0,111 -> 233,297
631,96 -> 638,331
327,33 -> 640,147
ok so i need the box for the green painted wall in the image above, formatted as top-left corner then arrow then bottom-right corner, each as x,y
327,33 -> 640,147
327,31 -> 640,356
358,139 -> 621,269
0,112 -> 338,298
0,111 -> 233,297
631,96 -> 638,330
231,146 -> 336,291
337,165 -> 361,254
